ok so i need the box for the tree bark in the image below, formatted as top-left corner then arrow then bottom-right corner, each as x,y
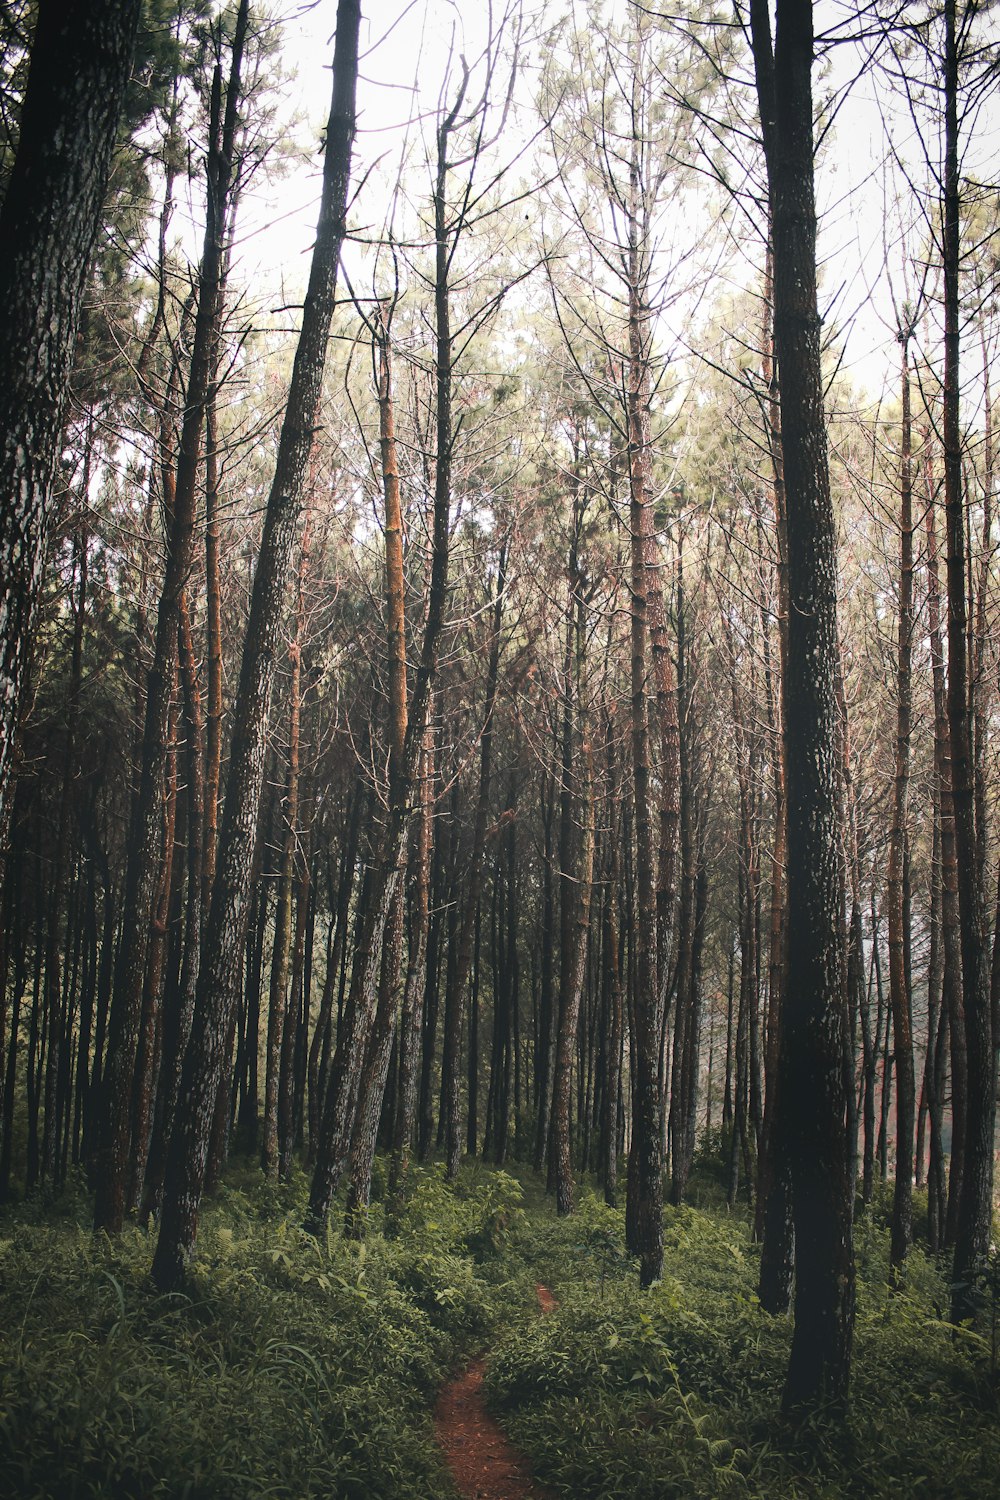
553,743 -> 595,1215
343,309 -> 413,1231
943,0 -> 995,1324
443,545 -> 507,1178
624,121 -> 664,1288
0,0 -> 142,849
261,537 -> 307,1178
750,0 -> 855,1413
389,720 -> 434,1204
888,326 -> 915,1283
755,239 -> 794,1312
95,0 -> 251,1232
152,0 -> 361,1289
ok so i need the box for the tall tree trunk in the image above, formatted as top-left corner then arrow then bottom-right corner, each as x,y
280,835 -> 313,1175
389,718 -> 434,1204
533,768 -> 558,1172
443,545 -> 507,1178
343,885 -> 404,1236
624,122 -> 664,1287
141,593 -> 205,1222
41,507 -> 88,1181
417,768 -> 447,1161
552,505 -> 584,1208
943,0 -> 995,1324
601,720 -> 625,1207
888,325 -> 916,1283
493,777 -> 519,1165
262,537 -> 307,1178
553,746 -> 595,1215
305,62 -> 479,1230
344,307 -> 412,1231
755,239 -> 794,1309
924,831 -> 949,1253
152,0 -> 361,1290
750,0 -> 855,1413
202,381 -> 224,921
668,536 -> 700,1207
95,1 -> 251,1232
127,714 -> 177,1214
0,0 -> 141,848
307,787 -> 364,1158
923,454 -> 966,1244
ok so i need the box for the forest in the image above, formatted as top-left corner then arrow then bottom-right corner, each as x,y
0,0 -> 998,1494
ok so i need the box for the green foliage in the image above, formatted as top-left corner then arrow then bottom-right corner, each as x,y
0,1162 -> 525,1499
488,1191 -> 1000,1499
2,1168 -> 998,1498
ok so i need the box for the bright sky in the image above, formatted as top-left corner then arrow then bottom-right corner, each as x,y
237,1 -> 496,289
225,1 -> 996,406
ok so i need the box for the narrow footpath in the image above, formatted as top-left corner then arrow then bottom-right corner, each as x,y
433,1285 -> 556,1500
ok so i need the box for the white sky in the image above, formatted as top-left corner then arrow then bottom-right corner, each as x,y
221,1 -> 997,405
236,2 -> 497,289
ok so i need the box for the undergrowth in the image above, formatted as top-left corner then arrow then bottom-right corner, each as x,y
2,1160 -> 997,1498
488,1183 -> 1000,1499
0,1161 -> 532,1499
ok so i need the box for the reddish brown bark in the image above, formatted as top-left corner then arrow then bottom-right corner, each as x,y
95,0 -> 251,1233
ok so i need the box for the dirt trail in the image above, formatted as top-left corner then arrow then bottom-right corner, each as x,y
433,1284 -> 556,1500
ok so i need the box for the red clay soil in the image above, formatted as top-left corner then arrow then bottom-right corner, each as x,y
533,1283 -> 557,1315
432,1285 -> 557,1500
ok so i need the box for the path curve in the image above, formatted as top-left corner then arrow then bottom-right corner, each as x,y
433,1284 -> 556,1500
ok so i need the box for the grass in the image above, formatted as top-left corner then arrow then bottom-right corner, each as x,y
1,1159 -> 997,1498
0,1161 -> 533,1499
488,1179 -> 1000,1499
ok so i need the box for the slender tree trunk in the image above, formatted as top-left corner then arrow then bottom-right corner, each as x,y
41,510 -> 88,1181
602,724 -> 625,1208
344,309 -> 413,1231
923,459 -> 966,1245
494,785 -> 518,1165
307,787 -> 364,1158
888,327 -> 916,1283
127,716 -> 177,1214
95,2 -> 251,1232
468,902 -> 482,1158
443,546 -> 507,1178
755,239 -> 794,1308
235,851 -> 267,1151
418,772 -> 447,1161
623,123 -> 664,1287
925,832 -> 949,1253
152,0 -> 361,1289
308,66 -> 488,1221
262,539 -> 307,1177
552,507 -> 584,1208
389,719 -> 434,1204
554,747 -> 595,1215
669,541 -> 698,1206
943,0 -> 995,1323
141,593 -> 204,1222
534,769 -> 558,1172
202,382 -> 224,920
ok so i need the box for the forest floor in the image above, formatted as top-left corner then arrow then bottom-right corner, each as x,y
434,1284 -> 556,1500
1,1158 -> 998,1498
